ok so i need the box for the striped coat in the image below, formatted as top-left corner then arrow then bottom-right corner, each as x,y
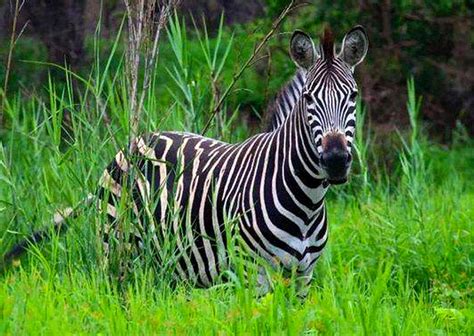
98,26 -> 368,292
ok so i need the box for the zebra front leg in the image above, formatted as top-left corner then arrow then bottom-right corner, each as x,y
256,266 -> 272,296
296,270 -> 313,299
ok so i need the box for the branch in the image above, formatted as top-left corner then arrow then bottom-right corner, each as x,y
200,0 -> 298,136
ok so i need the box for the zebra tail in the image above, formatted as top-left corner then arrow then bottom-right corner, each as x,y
0,194 -> 95,274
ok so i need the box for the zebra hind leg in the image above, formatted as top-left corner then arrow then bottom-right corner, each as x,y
96,214 -> 141,286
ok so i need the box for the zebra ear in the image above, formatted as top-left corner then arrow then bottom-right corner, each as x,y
339,25 -> 368,69
290,30 -> 317,70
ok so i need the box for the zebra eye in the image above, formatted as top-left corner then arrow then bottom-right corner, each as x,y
349,91 -> 358,102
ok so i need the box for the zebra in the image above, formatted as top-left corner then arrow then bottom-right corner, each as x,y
97,26 -> 368,292
2,26 -> 368,296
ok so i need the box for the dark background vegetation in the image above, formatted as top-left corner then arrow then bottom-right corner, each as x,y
1,0 -> 473,141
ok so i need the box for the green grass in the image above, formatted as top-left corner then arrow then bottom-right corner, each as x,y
0,150 -> 472,334
1,18 -> 473,335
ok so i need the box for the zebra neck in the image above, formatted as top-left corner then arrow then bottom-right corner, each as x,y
271,98 -> 328,210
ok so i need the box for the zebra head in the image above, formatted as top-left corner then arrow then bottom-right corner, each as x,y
290,26 -> 368,184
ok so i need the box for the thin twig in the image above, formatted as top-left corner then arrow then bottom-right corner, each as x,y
200,0 -> 297,136
1,0 -> 27,129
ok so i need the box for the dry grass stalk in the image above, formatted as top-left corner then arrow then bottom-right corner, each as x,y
123,0 -> 181,139
1,0 -> 28,129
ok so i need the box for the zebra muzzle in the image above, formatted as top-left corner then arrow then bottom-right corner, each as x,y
321,133 -> 352,184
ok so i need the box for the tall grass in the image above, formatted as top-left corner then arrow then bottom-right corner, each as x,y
353,95 -> 370,197
0,15 -> 473,335
399,77 -> 426,220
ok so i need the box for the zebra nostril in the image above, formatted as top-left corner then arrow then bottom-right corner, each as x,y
346,152 -> 352,165
320,153 -> 326,166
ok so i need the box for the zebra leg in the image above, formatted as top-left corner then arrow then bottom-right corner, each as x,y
256,266 -> 272,296
95,213 -> 111,272
96,209 -> 136,283
296,270 -> 313,299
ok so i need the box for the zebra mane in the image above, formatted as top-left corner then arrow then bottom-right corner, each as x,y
321,27 -> 335,61
266,70 -> 306,131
